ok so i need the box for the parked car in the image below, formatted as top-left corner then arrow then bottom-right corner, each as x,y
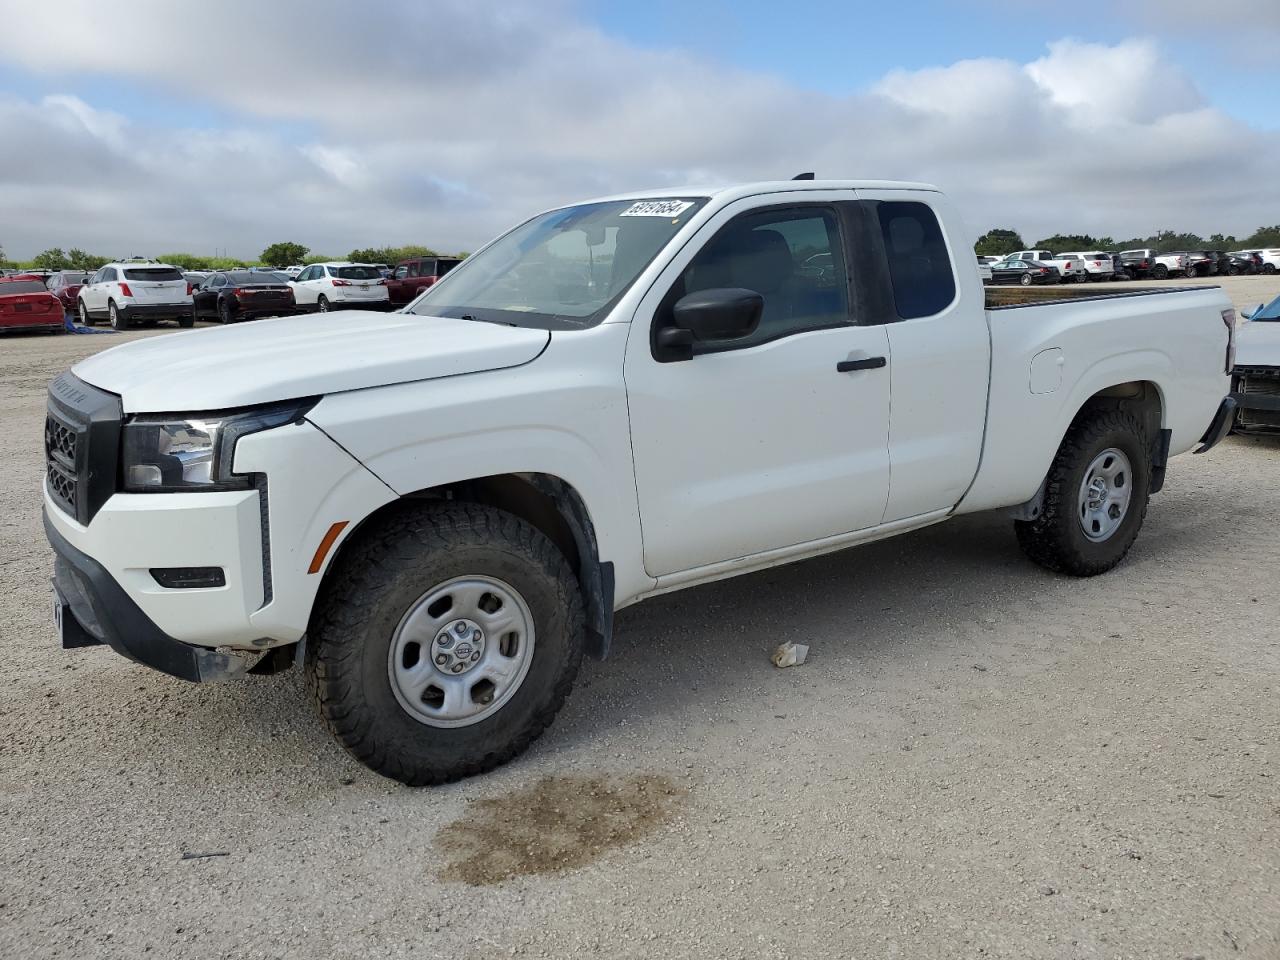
1232,296 -> 1280,434
1118,249 -> 1158,279
192,270 -> 297,323
44,271 -> 91,314
42,178 -> 1236,784
76,261 -> 194,330
284,265 -> 305,279
1223,252 -> 1261,275
1048,254 -> 1091,282
1235,249 -> 1279,275
183,271 -> 211,288
288,262 -> 390,312
977,258 -> 993,284
1009,249 -> 1054,263
1207,251 -> 1234,276
385,256 -> 465,305
0,277 -> 64,334
1056,251 -> 1115,282
990,258 -> 1061,285
1153,251 -> 1193,279
1180,251 -> 1217,278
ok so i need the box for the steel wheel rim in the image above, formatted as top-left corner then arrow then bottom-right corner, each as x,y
387,575 -> 536,728
1078,447 -> 1133,542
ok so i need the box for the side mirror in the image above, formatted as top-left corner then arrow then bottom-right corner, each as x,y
1242,303 -> 1263,321
657,287 -> 764,361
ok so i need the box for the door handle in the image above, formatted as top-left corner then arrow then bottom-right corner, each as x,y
836,356 -> 887,373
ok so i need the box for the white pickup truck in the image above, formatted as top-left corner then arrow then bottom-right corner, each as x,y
44,180 -> 1237,785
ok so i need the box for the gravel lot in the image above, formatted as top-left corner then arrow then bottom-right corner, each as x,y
2,277 -> 1279,959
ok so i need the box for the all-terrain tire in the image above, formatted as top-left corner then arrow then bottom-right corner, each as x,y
306,502 -> 585,786
1014,409 -> 1151,577
1153,264 -> 1169,279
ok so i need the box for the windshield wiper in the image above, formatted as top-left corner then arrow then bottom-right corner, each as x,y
460,314 -> 517,327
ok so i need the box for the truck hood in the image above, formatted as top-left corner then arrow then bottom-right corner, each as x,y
1237,321 -> 1280,367
72,311 -> 550,413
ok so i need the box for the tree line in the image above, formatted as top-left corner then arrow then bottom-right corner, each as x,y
0,241 -> 469,272
974,225 -> 1280,257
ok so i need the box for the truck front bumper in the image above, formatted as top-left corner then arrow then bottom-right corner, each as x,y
47,511 -> 253,682
1194,396 -> 1238,453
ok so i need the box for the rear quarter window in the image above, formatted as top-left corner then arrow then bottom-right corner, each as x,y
123,267 -> 184,281
875,201 -> 957,320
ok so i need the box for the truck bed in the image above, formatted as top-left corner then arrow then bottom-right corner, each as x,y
985,285 -> 1210,309
959,283 -> 1233,514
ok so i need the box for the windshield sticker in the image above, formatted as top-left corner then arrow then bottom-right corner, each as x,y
619,200 -> 695,218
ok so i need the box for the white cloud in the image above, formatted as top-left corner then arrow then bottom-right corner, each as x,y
0,2 -> 1276,258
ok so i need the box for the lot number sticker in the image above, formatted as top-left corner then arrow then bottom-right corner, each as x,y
619,200 -> 695,218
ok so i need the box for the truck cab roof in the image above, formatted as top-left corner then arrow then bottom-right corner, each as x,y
574,179 -> 941,208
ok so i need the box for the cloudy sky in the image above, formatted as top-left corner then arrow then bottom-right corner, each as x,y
0,0 -> 1276,260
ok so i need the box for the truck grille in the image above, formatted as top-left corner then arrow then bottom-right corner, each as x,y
45,414 -> 80,516
1236,367 -> 1280,430
44,373 -> 123,524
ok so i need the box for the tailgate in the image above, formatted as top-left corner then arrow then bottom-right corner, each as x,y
122,267 -> 191,303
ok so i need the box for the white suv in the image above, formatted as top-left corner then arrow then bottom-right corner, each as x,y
77,261 -> 194,330
1237,249 -> 1280,275
1059,251 -> 1115,281
289,263 -> 390,312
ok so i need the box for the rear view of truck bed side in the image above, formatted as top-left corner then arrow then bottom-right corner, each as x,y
960,285 -> 1236,516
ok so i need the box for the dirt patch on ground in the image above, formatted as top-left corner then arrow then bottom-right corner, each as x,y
436,773 -> 687,885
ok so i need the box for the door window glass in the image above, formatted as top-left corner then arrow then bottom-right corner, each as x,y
661,207 -> 850,351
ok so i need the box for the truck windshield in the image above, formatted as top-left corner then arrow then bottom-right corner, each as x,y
407,197 -> 707,328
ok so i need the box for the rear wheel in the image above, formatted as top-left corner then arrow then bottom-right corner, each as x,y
317,295 -> 330,313
218,299 -> 233,324
108,300 -> 129,331
1019,273 -> 1033,286
77,300 -> 93,327
1015,409 -> 1151,577
1153,264 -> 1169,279
306,502 -> 585,786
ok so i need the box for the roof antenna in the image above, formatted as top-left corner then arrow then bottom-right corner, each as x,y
792,172 -> 815,180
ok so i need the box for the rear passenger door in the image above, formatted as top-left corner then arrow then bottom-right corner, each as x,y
853,191 -> 991,521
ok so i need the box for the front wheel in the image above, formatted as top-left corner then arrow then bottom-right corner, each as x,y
307,503 -> 585,786
1015,409 -> 1151,577
1264,264 -> 1277,275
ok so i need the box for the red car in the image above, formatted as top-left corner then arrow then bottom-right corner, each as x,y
385,256 -> 463,305
0,278 -> 65,334
45,271 -> 90,314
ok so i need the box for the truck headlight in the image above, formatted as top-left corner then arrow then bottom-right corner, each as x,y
121,399 -> 315,492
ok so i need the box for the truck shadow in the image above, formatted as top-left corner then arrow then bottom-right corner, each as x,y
545,509 -> 1033,750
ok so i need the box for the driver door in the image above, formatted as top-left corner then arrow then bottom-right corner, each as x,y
624,196 -> 892,578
